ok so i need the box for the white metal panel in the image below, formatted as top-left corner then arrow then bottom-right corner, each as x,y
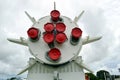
28,16 -> 82,65
27,59 -> 85,80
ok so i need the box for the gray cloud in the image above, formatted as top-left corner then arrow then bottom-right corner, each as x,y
80,0 -> 120,74
80,7 -> 110,63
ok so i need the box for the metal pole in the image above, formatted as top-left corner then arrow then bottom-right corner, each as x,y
54,2 -> 56,10
104,72 -> 107,80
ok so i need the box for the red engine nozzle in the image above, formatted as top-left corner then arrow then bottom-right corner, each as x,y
48,48 -> 61,61
56,23 -> 66,32
50,10 -> 60,21
71,27 -> 82,39
44,23 -> 54,32
71,27 -> 82,45
55,33 -> 67,44
27,27 -> 39,40
43,33 -> 54,44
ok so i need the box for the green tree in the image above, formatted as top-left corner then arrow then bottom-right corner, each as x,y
85,73 -> 100,80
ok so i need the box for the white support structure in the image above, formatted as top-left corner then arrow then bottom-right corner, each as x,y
74,10 -> 84,23
82,36 -> 102,45
27,57 -> 85,80
7,37 -> 28,46
75,56 -> 93,73
18,58 -> 36,75
53,71 -> 59,80
25,11 -> 36,24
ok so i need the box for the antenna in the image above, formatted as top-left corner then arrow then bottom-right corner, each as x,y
54,2 -> 56,10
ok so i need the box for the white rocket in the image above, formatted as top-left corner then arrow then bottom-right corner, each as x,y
7,2 -> 102,80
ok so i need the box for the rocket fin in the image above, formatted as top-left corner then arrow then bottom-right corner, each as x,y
17,62 -> 36,75
79,63 -> 93,73
74,10 -> 84,23
7,37 -> 28,46
25,11 -> 36,24
82,36 -> 102,45
75,56 -> 93,73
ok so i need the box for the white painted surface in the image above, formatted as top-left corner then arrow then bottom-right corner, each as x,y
27,59 -> 85,80
28,16 -> 82,65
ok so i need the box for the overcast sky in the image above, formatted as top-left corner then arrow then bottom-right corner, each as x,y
0,0 -> 120,79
